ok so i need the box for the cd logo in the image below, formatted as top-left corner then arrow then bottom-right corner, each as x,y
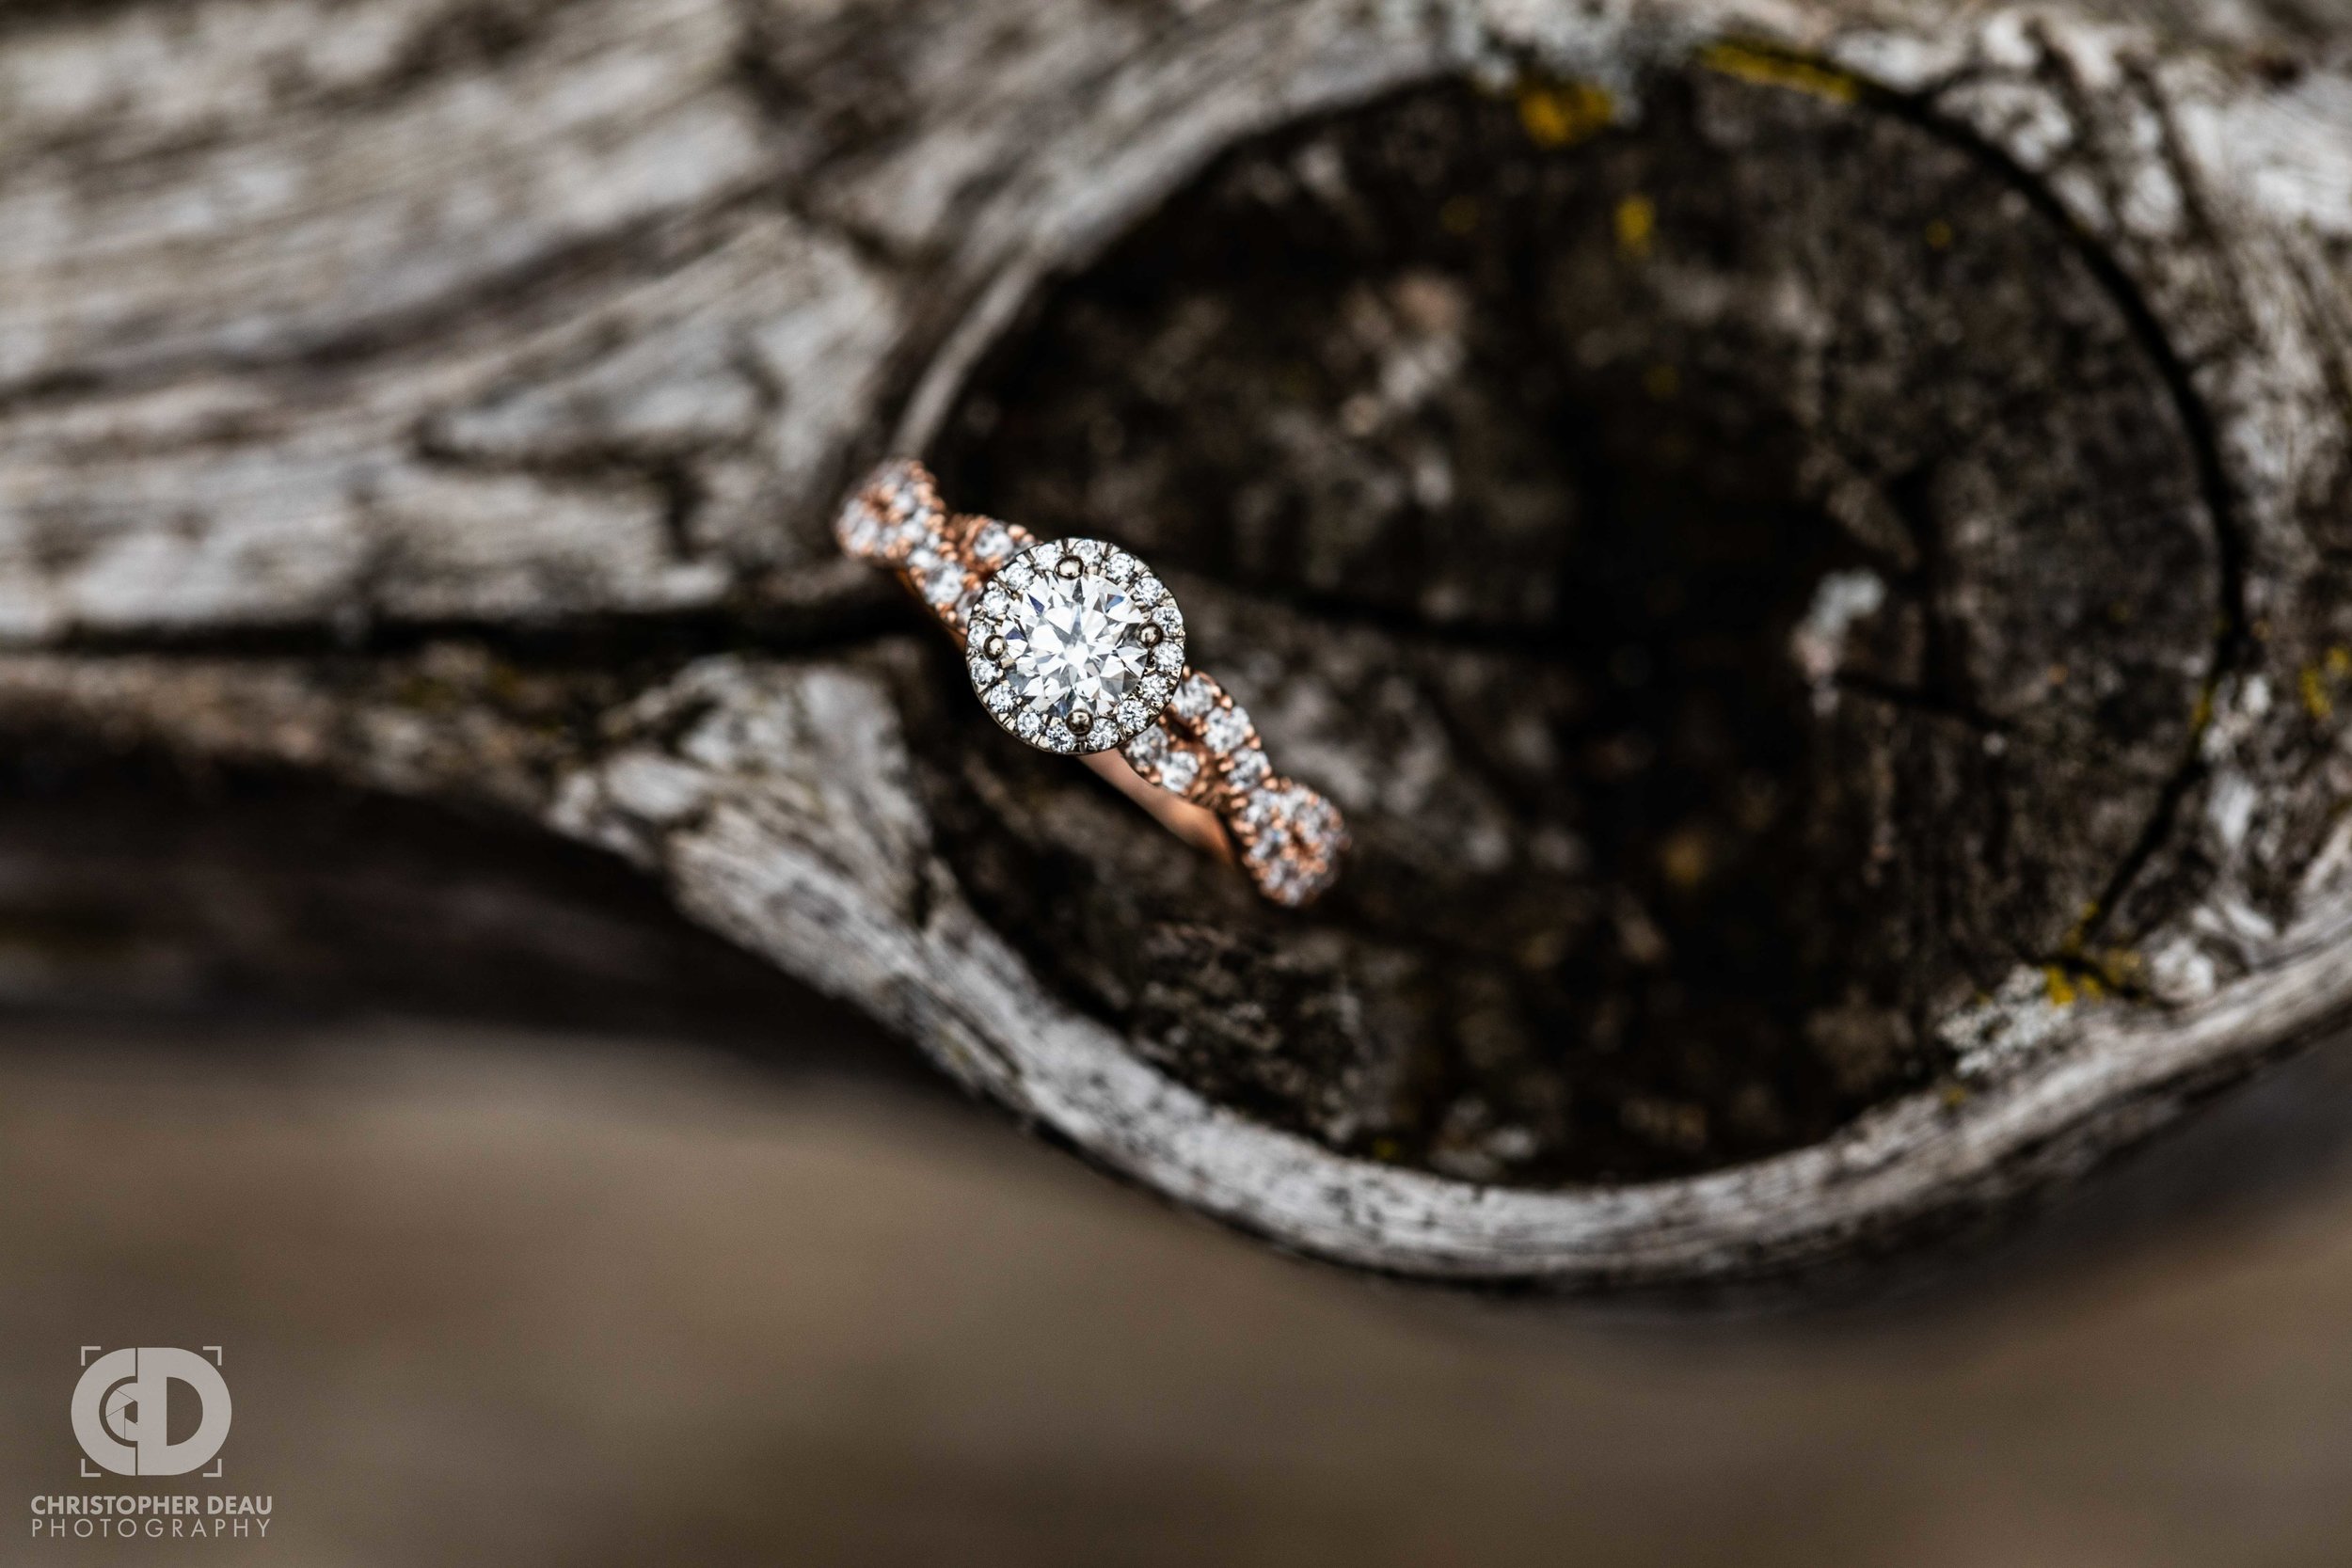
71,1348 -> 231,1478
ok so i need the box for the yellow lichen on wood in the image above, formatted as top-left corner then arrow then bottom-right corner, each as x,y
1659,822 -> 1709,886
2043,921 -> 2141,1006
1615,194 -> 1655,258
2043,966 -> 2107,1007
2307,646 -> 2352,721
1696,41 -> 1861,104
2302,663 -> 2333,721
2090,948 -> 2143,993
1517,79 -> 1614,149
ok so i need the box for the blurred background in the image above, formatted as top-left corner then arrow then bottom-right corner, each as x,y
5,983 -> 2352,1565
8,0 -> 2352,1561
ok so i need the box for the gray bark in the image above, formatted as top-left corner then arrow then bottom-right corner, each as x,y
5,0 -> 2352,1286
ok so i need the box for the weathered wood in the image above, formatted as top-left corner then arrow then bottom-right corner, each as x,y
3,0 -> 2352,1286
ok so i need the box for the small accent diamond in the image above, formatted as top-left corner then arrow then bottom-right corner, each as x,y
1152,641 -> 1184,672
1139,673 -> 1173,706
1160,748 -> 1200,794
1015,711 -> 1042,740
986,684 -> 1016,715
1152,602 -> 1184,635
1116,698 -> 1149,734
1131,575 -> 1165,607
1172,674 -> 1217,721
1230,782 -> 1345,904
1227,747 -> 1268,788
970,521 -> 1015,564
1203,706 -> 1253,754
1125,727 -> 1169,769
836,498 -> 882,556
925,563 -> 965,608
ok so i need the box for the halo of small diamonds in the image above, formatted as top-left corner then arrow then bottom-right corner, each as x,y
965,538 -> 1184,754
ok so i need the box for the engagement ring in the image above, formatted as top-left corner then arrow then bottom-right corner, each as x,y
834,459 -> 1346,906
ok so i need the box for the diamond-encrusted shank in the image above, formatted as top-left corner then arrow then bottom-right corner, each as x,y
833,458 -> 945,566
1121,718 -> 1208,800
1142,666 -> 1346,905
1232,778 -> 1348,906
835,463 -> 1036,640
836,458 -> 1344,905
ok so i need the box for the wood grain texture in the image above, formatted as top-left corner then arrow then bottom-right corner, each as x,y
4,0 -> 2352,1285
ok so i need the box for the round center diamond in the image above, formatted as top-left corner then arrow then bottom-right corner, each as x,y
1004,570 -> 1150,720
964,539 -> 1187,754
